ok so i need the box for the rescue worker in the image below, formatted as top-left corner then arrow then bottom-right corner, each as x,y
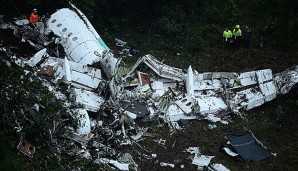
29,9 -> 39,27
243,25 -> 252,48
223,28 -> 233,48
233,25 -> 242,47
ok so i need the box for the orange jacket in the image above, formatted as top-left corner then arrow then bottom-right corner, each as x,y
29,12 -> 39,24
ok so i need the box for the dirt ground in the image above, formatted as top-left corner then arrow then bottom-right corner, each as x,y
1,28 -> 298,170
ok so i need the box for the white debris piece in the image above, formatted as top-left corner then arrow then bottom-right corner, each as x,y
124,54 -> 185,81
212,163 -> 230,171
32,103 -> 40,112
70,109 -> 91,135
229,88 -> 265,112
14,19 -> 29,26
63,57 -> 72,82
259,81 -> 277,101
196,97 -> 228,115
186,147 -> 214,167
115,38 -> 127,47
238,71 -> 257,87
160,162 -> 175,168
192,155 -> 215,167
186,147 -> 200,155
41,81 -> 67,100
274,66 -> 298,94
99,52 -> 120,79
124,111 -> 137,120
175,96 -> 194,114
205,114 -> 221,123
223,147 -> 238,157
97,158 -> 129,171
26,48 -> 47,67
151,81 -> 166,98
69,2 -> 110,51
166,104 -> 198,122
131,128 -> 148,141
70,88 -> 104,112
256,69 -> 272,83
39,57 -> 104,89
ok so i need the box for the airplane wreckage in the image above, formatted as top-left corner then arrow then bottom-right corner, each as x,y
1,3 -> 298,170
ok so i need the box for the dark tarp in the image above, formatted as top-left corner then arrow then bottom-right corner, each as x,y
120,100 -> 149,118
227,131 -> 272,162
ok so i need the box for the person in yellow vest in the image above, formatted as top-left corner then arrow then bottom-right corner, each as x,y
29,9 -> 39,27
223,28 -> 233,48
233,25 -> 242,47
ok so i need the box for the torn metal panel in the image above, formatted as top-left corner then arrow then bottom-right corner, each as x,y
17,140 -> 35,158
175,96 -> 194,114
26,48 -> 47,67
39,57 -> 105,89
274,65 -> 298,94
70,88 -> 104,112
99,51 -> 121,79
193,74 -> 223,91
222,147 -> 238,157
259,81 -> 277,102
237,71 -> 257,87
70,108 -> 91,135
14,19 -> 29,26
124,55 -> 185,81
229,88 -> 265,112
166,104 -> 199,122
151,81 -> 166,98
42,57 -> 103,80
256,69 -> 273,84
195,97 -> 228,115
